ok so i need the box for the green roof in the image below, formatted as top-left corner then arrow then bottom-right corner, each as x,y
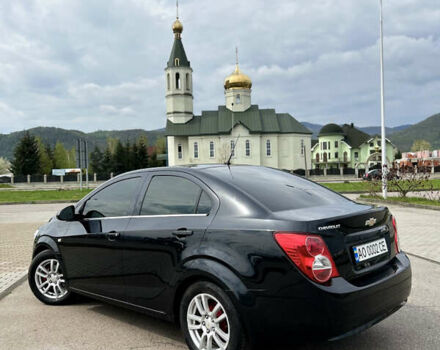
167,38 -> 190,68
166,105 -> 312,136
319,123 -> 344,136
341,124 -> 370,148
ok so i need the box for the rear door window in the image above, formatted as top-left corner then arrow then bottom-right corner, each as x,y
141,176 -> 205,215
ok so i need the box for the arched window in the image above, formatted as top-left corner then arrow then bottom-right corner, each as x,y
175,58 -> 180,66
186,73 -> 190,90
235,94 -> 241,104
167,73 -> 170,90
245,140 -> 250,157
343,151 -> 348,162
316,153 -> 320,163
323,153 -> 328,162
266,140 -> 271,156
193,142 -> 198,159
230,140 -> 235,157
175,73 -> 181,89
177,144 -> 182,160
209,141 -> 215,158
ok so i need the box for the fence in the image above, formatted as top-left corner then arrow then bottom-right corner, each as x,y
6,173 -> 114,184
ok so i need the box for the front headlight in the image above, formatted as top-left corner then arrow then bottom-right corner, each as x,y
33,229 -> 40,239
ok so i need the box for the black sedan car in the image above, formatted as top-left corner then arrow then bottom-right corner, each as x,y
29,165 -> 411,350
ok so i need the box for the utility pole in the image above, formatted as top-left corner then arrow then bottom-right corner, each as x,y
303,142 -> 308,177
379,0 -> 388,198
76,138 -> 89,191
77,139 -> 83,191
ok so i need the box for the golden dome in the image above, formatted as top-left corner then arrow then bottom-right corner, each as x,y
224,64 -> 252,90
172,19 -> 183,34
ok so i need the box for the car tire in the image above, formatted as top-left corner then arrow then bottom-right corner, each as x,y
180,281 -> 247,350
28,249 -> 72,305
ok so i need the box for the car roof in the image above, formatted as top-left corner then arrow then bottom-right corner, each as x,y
121,164 -> 252,176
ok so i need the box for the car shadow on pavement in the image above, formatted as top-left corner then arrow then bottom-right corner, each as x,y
73,296 -> 411,350
80,298 -> 185,344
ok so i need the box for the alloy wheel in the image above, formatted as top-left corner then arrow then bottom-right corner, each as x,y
187,293 -> 230,350
34,258 -> 68,300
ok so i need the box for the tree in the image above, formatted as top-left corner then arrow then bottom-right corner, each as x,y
101,146 -> 114,174
113,141 -> 126,174
125,140 -> 132,171
0,157 -> 11,174
67,147 -> 76,168
11,131 -> 41,175
130,142 -> 139,170
155,137 -> 166,155
53,141 -> 69,169
411,140 -> 431,152
36,138 -> 53,174
107,137 -> 119,154
136,137 -> 149,169
89,146 -> 104,174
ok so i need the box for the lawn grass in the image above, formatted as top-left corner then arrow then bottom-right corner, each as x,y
0,184 -> 13,189
360,195 -> 440,207
321,179 -> 440,193
0,189 -> 93,203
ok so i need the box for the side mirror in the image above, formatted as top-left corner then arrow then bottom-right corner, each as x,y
57,205 -> 76,221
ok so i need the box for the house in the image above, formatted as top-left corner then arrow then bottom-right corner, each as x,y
311,123 -> 397,174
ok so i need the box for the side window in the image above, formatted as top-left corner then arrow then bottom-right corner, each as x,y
83,177 -> 141,218
196,191 -> 212,214
141,176 -> 202,215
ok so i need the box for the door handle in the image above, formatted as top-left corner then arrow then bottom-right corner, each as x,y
107,231 -> 120,241
172,229 -> 193,238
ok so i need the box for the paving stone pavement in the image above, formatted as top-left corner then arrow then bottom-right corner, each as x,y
0,203 -> 67,297
0,199 -> 439,298
344,194 -> 440,263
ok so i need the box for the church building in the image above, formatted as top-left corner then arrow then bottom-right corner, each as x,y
165,14 -> 312,171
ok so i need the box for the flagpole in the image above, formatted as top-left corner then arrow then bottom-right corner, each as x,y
379,0 -> 387,198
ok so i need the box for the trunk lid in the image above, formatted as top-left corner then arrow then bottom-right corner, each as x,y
275,203 -> 397,283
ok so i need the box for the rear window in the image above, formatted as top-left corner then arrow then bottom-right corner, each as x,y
206,166 -> 349,212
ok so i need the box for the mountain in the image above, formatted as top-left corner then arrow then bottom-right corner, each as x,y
301,122 -> 412,139
0,127 -> 165,160
389,113 -> 440,152
359,124 -> 412,137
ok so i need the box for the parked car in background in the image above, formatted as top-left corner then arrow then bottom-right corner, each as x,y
363,169 -> 400,181
29,165 -> 411,350
363,169 -> 381,181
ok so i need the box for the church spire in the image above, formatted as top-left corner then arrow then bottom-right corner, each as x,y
168,2 -> 189,68
172,0 -> 183,38
165,1 -> 193,124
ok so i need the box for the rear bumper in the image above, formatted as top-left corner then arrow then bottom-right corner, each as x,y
242,252 -> 411,346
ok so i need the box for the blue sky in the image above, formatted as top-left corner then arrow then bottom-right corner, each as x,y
0,0 -> 439,133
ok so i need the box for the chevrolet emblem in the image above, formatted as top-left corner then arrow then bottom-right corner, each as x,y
365,217 -> 377,227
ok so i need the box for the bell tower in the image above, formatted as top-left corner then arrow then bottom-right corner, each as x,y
165,2 -> 193,124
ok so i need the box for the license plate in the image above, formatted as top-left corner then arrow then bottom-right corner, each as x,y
353,238 -> 388,263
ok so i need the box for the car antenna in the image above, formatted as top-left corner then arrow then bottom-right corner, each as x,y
226,134 -> 240,167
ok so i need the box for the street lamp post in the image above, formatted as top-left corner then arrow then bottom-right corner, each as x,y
379,0 -> 388,198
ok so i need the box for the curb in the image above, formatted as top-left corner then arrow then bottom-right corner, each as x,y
0,272 -> 27,301
358,198 -> 440,211
0,200 -> 77,206
406,252 -> 440,266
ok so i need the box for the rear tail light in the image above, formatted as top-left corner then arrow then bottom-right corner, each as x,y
392,216 -> 400,253
274,232 -> 339,284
